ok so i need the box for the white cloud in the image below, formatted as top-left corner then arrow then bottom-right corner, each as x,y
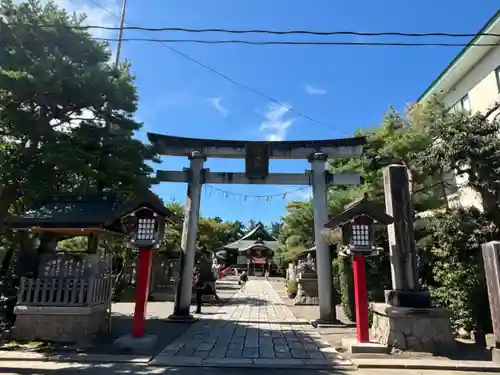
259,103 -> 294,141
207,97 -> 229,117
304,84 -> 328,96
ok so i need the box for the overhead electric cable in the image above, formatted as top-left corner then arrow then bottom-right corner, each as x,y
90,38 -> 500,47
80,0 -> 333,129
10,23 -> 500,38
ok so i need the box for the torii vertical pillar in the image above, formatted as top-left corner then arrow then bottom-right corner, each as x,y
309,152 -> 336,323
169,151 -> 205,321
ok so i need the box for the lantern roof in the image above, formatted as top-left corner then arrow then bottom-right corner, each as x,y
324,194 -> 393,230
5,191 -> 172,236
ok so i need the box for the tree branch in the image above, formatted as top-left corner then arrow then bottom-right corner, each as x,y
481,102 -> 500,120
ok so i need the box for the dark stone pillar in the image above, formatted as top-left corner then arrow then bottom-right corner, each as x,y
383,164 -> 431,308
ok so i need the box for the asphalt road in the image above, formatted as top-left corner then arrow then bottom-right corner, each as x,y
0,361 -> 497,375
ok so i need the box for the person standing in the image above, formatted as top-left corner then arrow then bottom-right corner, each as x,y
239,271 -> 248,292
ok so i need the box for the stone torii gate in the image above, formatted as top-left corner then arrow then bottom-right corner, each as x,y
147,133 -> 366,323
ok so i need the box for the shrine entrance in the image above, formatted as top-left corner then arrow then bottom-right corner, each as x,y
147,133 -> 366,323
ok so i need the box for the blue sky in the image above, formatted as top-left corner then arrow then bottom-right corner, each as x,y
63,0 -> 499,224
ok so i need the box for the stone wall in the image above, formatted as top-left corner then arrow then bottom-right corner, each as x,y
11,304 -> 110,343
371,303 -> 455,355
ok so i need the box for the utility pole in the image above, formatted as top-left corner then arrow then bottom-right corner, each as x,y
113,0 -> 128,68
98,0 -> 128,192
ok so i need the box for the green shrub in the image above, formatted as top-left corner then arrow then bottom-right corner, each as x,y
287,279 -> 298,298
335,256 -> 356,321
334,239 -> 391,322
416,208 -> 494,332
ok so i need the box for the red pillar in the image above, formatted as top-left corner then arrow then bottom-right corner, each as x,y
352,254 -> 369,343
132,248 -> 153,338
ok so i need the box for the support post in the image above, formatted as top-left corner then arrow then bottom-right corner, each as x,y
309,152 -> 336,323
170,151 -> 205,320
352,255 -> 369,343
383,164 -> 430,307
132,248 -> 153,338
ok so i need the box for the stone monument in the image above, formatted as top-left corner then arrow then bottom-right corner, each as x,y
293,253 -> 319,305
371,164 -> 455,354
481,241 -> 500,362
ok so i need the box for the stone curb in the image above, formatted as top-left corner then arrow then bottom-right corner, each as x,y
0,351 -> 151,364
353,358 -> 500,372
150,356 -> 355,370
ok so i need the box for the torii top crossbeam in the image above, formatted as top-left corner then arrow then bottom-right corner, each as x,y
147,133 -> 367,159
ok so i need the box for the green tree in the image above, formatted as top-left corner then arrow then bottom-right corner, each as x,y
247,219 -> 258,231
416,208 -> 494,331
163,201 -> 183,255
416,99 -> 500,229
0,0 -> 158,227
267,222 -> 282,239
280,106 -> 439,252
162,201 -> 248,258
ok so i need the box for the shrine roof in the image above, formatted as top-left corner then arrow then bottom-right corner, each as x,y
223,240 -> 278,252
223,223 -> 278,251
324,194 -> 393,229
6,191 -> 171,233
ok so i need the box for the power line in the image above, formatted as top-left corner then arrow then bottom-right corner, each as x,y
82,0 -> 332,129
11,23 -> 500,38
91,38 -> 500,47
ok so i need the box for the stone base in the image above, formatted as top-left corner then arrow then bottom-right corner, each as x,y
11,304 -> 110,343
167,314 -> 198,323
371,303 -> 455,355
492,348 -> 500,363
384,290 -> 432,308
113,334 -> 158,354
341,338 -> 389,354
293,294 -> 319,305
293,278 -> 319,306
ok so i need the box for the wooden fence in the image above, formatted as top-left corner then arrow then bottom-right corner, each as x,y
17,277 -> 112,307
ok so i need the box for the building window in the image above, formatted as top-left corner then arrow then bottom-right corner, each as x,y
495,66 -> 500,93
460,94 -> 470,111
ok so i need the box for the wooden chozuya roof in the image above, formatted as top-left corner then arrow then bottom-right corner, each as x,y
5,191 -> 172,236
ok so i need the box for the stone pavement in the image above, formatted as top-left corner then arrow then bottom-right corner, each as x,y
151,279 -> 352,368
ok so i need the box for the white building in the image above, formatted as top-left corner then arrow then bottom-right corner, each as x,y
417,10 -> 500,209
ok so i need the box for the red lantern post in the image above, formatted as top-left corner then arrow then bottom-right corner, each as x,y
132,248 -> 153,338
353,254 -> 369,342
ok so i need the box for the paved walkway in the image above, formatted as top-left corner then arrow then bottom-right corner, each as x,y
151,280 -> 352,368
